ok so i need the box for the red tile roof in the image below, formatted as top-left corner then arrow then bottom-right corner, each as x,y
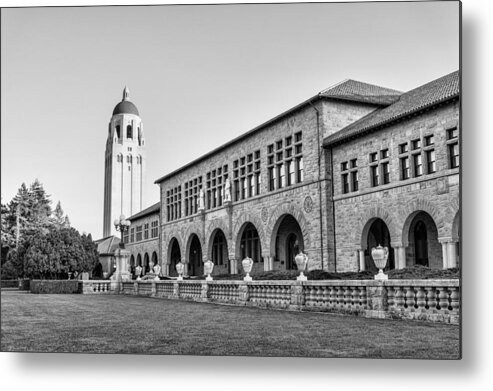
128,202 -> 160,221
320,79 -> 402,105
323,71 -> 460,146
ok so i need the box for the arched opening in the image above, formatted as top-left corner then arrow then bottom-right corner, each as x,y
129,255 -> 135,278
211,229 -> 228,271
152,251 -> 158,266
364,218 -> 395,271
144,253 -> 150,274
116,125 -> 121,139
406,211 -> 441,269
188,234 -> 203,277
136,254 -> 142,267
127,125 -> 132,139
168,238 -> 181,277
271,214 -> 304,270
239,223 -> 262,263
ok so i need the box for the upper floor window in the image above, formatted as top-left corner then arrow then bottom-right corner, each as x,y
369,148 -> 390,187
166,186 -> 182,222
399,135 -> 435,180
130,228 -> 135,243
184,176 -> 202,216
341,158 -> 358,194
267,131 -> 302,192
206,165 -> 228,209
136,225 -> 143,242
151,221 -> 158,238
127,125 -> 132,139
233,151 -> 260,201
144,223 -> 149,240
446,127 -> 459,168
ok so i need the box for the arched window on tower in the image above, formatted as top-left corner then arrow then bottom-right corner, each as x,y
115,125 -> 121,139
127,125 -> 133,139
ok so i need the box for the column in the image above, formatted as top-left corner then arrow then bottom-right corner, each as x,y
447,241 -> 458,268
358,250 -> 365,271
393,246 -> 407,270
441,241 -> 449,269
229,259 -> 238,275
263,255 -> 274,271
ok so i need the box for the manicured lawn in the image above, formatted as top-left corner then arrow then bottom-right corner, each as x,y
0,291 -> 460,358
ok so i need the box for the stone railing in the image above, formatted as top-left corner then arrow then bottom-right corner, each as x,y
80,280 -> 113,294
82,278 -> 459,324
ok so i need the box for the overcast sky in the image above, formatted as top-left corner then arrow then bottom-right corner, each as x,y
1,1 -> 459,238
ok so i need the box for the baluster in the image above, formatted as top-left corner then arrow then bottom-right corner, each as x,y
310,286 -> 317,307
336,287 -> 343,308
351,286 -> 359,308
359,286 -> 367,308
394,287 -> 404,309
329,286 -> 336,308
387,286 -> 395,308
437,287 -> 449,311
321,286 -> 329,306
404,286 -> 415,310
342,286 -> 350,308
415,287 -> 426,311
425,287 -> 437,310
449,287 -> 459,312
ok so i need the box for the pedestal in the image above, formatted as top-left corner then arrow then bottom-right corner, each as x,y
113,247 -> 131,283
296,272 -> 307,281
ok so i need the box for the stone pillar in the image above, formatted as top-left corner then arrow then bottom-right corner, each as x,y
393,246 -> 407,269
358,250 -> 365,271
229,259 -> 238,275
439,239 -> 450,269
113,247 -> 131,285
263,255 -> 274,272
447,242 -> 458,268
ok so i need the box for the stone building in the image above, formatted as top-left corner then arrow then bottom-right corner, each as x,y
121,70 -> 460,277
323,71 -> 460,272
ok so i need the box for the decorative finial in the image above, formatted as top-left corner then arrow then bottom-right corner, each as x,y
123,86 -> 130,101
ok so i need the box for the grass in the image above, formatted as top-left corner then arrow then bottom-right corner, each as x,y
0,291 -> 460,358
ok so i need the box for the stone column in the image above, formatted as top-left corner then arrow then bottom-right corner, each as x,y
393,246 -> 407,269
358,250 -> 365,271
113,247 -> 131,284
229,259 -> 238,275
440,240 -> 450,269
447,241 -> 458,268
263,255 -> 274,272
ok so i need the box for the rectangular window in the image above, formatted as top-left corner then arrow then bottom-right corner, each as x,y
399,143 -> 408,154
184,177 -> 201,216
425,135 -> 434,146
401,157 -> 410,180
342,173 -> 349,194
449,143 -> 459,168
426,150 -> 436,174
151,221 -> 158,238
382,162 -> 390,184
136,225 -> 142,242
166,186 -> 182,221
268,133 -> 302,191
371,165 -> 379,187
413,154 -> 423,177
350,159 -> 357,168
144,223 -> 149,240
130,228 -> 135,243
277,164 -> 285,188
351,171 -> 358,192
412,139 -> 421,150
370,152 -> 378,163
380,149 -> 389,159
287,160 -> 295,186
296,157 -> 303,183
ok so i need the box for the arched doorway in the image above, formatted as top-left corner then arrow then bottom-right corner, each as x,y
152,251 -> 158,266
406,211 -> 441,269
239,223 -> 262,264
365,218 -> 394,271
144,253 -> 150,274
129,255 -> 135,278
168,238 -> 181,277
188,234 -> 203,277
271,214 -> 304,270
211,229 -> 228,272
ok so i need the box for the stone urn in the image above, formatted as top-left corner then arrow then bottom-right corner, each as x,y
242,257 -> 254,281
371,244 -> 389,280
176,262 -> 185,281
204,260 -> 214,281
294,251 -> 308,281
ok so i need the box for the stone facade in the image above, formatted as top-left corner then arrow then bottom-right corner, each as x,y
122,72 -> 460,276
329,100 -> 460,272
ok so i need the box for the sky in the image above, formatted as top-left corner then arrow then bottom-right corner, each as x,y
1,1 -> 459,239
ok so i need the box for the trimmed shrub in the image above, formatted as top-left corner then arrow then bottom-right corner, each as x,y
30,280 -> 81,294
0,279 -> 19,288
18,278 -> 30,290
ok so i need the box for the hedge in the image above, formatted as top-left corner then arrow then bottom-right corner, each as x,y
30,280 -> 81,294
0,280 -> 19,288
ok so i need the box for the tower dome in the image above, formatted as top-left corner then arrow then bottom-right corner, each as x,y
112,86 -> 140,116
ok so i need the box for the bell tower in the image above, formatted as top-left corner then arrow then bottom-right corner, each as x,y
103,86 -> 146,237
